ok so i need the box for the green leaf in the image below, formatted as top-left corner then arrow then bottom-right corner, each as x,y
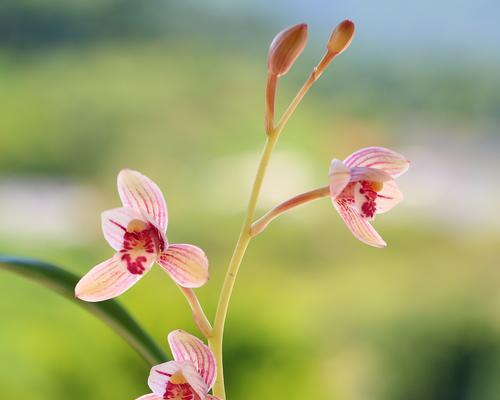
0,255 -> 167,365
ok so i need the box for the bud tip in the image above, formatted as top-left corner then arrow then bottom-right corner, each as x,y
327,19 -> 355,55
268,23 -> 308,77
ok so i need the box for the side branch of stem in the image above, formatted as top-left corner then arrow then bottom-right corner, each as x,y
250,186 -> 330,236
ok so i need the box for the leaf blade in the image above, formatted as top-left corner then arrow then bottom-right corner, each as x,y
0,255 -> 167,365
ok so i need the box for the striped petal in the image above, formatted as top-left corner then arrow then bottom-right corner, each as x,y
344,147 -> 409,178
75,252 -> 154,302
157,244 -> 209,288
207,397 -> 222,400
328,159 -> 351,198
148,361 -> 207,400
375,180 -> 403,214
349,167 -> 392,183
136,395 -> 162,400
168,330 -> 217,389
101,207 -> 145,251
148,361 -> 182,394
333,199 -> 386,248
178,362 -> 208,400
117,169 -> 168,233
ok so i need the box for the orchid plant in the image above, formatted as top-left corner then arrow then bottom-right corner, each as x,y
0,19 -> 410,400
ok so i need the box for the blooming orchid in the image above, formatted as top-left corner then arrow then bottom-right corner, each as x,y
137,330 -> 220,400
75,169 -> 209,302
329,146 -> 409,247
0,19 -> 417,400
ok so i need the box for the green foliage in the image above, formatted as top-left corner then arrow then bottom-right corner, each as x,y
0,256 -> 167,366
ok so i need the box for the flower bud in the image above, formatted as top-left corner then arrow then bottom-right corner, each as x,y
327,20 -> 355,55
268,23 -> 308,77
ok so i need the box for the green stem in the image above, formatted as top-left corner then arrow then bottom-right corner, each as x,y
0,255 -> 167,366
209,133 -> 278,398
209,51 -> 334,399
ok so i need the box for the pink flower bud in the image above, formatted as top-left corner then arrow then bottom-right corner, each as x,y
327,20 -> 355,56
267,23 -> 308,77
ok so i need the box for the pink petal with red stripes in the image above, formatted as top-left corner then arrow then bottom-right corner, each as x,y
136,394 -> 162,400
333,200 -> 386,248
178,362 -> 208,400
75,252 -> 154,302
375,180 -> 403,214
168,330 -> 217,389
148,361 -> 207,400
101,207 -> 145,251
328,159 -> 351,198
349,167 -> 392,183
117,169 -> 168,232
148,361 -> 182,394
343,147 -> 409,178
157,244 -> 209,288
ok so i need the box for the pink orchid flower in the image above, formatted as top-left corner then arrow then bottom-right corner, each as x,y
75,169 -> 209,302
329,146 -> 409,248
137,330 -> 220,400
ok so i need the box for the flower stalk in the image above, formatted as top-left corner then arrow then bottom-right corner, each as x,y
250,185 -> 330,236
208,20 -> 350,392
179,287 -> 213,338
209,133 -> 279,398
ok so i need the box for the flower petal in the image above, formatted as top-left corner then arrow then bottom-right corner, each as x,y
149,361 -> 208,399
117,169 -> 168,232
343,147 -> 409,178
333,199 -> 386,248
207,397 -> 222,400
375,180 -> 403,214
75,252 -> 154,302
101,207 -> 145,251
328,159 -> 351,198
349,167 -> 392,183
178,362 -> 208,399
136,395 -> 162,400
158,244 -> 209,288
148,361 -> 183,395
168,330 -> 217,389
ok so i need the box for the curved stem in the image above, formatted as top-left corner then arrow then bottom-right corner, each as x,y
209,51 -> 335,399
209,133 -> 279,398
179,287 -> 213,339
274,51 -> 334,136
250,186 -> 330,236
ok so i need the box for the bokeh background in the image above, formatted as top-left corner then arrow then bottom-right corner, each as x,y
1,1 -> 500,399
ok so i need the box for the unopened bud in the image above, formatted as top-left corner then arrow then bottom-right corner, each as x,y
268,23 -> 308,77
327,20 -> 355,55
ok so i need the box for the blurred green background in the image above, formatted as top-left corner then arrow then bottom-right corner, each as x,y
1,1 -> 500,399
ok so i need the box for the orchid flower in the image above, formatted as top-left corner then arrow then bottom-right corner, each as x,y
137,330 -> 220,400
75,169 -> 209,302
329,146 -> 409,248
